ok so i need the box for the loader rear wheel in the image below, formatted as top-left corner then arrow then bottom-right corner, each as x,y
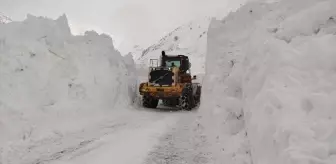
179,84 -> 194,111
142,96 -> 158,108
194,85 -> 202,106
179,94 -> 191,111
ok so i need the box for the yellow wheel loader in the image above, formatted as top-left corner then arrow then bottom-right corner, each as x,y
138,51 -> 202,111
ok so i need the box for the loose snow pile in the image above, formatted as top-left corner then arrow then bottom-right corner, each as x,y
200,0 -> 336,163
0,14 -> 136,161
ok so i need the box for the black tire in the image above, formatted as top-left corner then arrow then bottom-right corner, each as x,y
178,84 -> 194,111
143,96 -> 159,108
142,96 -> 151,108
194,85 -> 202,106
150,99 -> 159,108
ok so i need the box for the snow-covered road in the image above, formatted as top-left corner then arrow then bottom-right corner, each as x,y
14,106 -> 202,164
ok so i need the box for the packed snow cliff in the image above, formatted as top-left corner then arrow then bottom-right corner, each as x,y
0,14 -> 136,159
200,0 -> 336,163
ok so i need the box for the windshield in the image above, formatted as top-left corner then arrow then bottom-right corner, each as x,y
165,60 -> 181,67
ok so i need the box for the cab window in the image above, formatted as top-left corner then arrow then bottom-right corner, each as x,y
165,60 -> 181,67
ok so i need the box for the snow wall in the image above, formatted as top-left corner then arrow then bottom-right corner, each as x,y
200,0 -> 336,163
0,14 -> 137,154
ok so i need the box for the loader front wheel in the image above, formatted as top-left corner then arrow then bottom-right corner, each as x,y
142,96 -> 158,108
194,85 -> 202,106
179,94 -> 191,111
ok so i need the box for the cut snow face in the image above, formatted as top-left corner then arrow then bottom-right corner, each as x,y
200,0 -> 336,163
0,14 -> 137,158
134,17 -> 211,75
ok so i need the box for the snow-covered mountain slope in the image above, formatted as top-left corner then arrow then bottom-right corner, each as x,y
199,0 -> 336,163
0,13 -> 12,24
0,14 -> 137,159
129,45 -> 144,60
135,17 -> 211,74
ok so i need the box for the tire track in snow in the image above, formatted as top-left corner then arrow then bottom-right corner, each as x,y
49,111 -> 181,164
13,110 -> 183,164
27,122 -> 128,164
144,111 -> 214,164
6,111 -> 138,164
33,139 -> 96,164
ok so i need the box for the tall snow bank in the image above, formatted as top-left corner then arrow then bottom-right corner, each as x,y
0,14 -> 136,160
200,0 -> 336,163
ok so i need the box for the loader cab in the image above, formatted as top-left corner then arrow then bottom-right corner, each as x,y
160,51 -> 190,73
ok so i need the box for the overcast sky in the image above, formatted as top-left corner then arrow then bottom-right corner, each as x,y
0,0 -> 245,53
